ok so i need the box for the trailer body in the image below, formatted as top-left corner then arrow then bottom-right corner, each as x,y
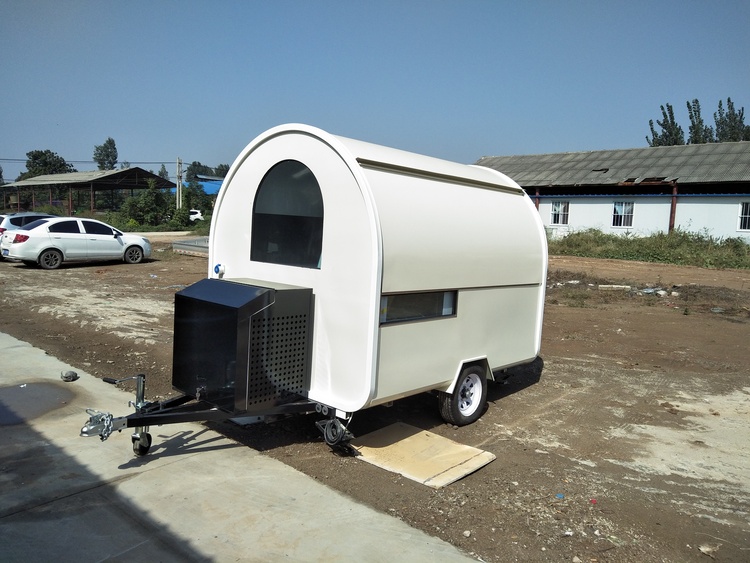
193,124 -> 547,419
81,124 -> 548,453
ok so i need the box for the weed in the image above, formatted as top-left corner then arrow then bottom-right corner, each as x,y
548,228 -> 750,269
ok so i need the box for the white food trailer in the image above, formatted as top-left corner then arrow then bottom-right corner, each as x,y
82,124 -> 547,455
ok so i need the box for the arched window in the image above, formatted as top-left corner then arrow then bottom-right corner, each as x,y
251,160 -> 323,268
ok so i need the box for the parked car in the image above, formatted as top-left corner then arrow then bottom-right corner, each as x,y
0,217 -> 151,270
0,212 -> 58,260
189,209 -> 204,221
0,212 -> 57,235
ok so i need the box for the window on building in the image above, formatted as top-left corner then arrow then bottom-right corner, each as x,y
551,201 -> 569,225
251,160 -> 324,268
739,202 -> 750,231
379,291 -> 457,325
612,201 -> 634,227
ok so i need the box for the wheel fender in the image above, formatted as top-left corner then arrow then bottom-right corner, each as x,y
37,246 -> 66,261
445,358 -> 490,394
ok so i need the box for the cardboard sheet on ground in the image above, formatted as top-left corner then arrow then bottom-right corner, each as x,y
351,422 -> 496,488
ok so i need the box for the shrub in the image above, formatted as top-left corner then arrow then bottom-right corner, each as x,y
548,229 -> 750,269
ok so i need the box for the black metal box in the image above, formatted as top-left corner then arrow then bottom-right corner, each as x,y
172,278 -> 313,413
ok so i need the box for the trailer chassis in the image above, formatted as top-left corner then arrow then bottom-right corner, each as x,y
80,374 -> 353,456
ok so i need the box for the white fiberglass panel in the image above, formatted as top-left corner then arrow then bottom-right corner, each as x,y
373,285 -> 543,405
210,129 -> 380,412
364,168 -> 546,293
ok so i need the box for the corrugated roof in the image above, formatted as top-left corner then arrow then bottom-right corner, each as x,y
475,141 -> 750,186
1,167 -> 175,189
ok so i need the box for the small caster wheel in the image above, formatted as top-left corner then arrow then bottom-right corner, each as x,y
132,432 -> 152,456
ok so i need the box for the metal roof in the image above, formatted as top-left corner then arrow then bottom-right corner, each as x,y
1,167 -> 175,189
475,141 -> 750,187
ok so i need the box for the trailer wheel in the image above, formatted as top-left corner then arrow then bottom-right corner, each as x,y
132,432 -> 152,456
439,366 -> 487,426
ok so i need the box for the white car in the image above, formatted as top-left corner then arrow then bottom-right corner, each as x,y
0,217 -> 151,270
189,209 -> 204,221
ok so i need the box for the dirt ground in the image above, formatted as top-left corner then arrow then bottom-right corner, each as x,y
1,238 -> 748,562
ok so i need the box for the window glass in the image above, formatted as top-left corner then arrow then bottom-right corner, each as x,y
49,220 -> 81,234
83,220 -> 114,235
739,202 -> 750,231
551,201 -> 569,225
612,201 -> 634,227
251,160 -> 323,268
21,219 -> 49,230
380,291 -> 457,324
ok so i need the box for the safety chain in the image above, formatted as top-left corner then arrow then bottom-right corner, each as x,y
100,413 -> 114,441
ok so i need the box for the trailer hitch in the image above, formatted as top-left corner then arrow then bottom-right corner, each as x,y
80,374 -> 153,455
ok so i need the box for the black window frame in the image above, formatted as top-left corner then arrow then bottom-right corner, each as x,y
250,160 -> 324,269
379,291 -> 457,325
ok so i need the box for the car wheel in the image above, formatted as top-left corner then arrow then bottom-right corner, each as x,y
38,249 -> 63,270
438,365 -> 488,426
124,246 -> 144,264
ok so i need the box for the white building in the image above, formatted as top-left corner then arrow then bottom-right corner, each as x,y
477,141 -> 750,242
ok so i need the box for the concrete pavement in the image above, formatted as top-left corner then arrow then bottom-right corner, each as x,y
0,332 -> 473,562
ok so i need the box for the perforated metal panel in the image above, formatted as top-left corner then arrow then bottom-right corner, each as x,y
248,313 -> 310,407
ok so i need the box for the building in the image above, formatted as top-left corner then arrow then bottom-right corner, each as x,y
1,167 -> 175,214
476,141 -> 750,242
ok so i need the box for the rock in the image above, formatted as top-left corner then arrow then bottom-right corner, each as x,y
61,370 -> 79,382
463,530 -> 471,538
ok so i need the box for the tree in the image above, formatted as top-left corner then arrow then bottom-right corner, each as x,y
120,179 -> 169,226
158,163 -> 169,180
714,97 -> 750,142
16,149 -> 76,181
0,164 -> 4,185
686,99 -> 714,144
185,161 -> 215,182
214,163 -> 230,178
93,137 -> 118,170
646,103 -> 685,146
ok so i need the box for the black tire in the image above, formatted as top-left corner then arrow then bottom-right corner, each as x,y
123,246 -> 144,264
438,365 -> 488,426
38,249 -> 63,270
132,432 -> 152,456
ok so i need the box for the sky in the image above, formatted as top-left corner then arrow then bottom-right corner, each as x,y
1,0 -> 749,183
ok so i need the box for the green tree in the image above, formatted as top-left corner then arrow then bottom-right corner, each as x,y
0,164 -> 4,185
686,99 -> 714,144
214,163 -> 230,177
158,163 -> 169,179
120,179 -> 169,226
714,97 -> 750,142
17,149 -> 76,181
185,161 -> 215,182
93,137 -> 118,170
646,103 -> 685,146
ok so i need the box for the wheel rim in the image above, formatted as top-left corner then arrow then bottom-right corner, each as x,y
41,251 -> 61,268
457,372 -> 482,416
126,247 -> 142,263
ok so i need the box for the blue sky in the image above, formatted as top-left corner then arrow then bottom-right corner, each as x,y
1,0 -> 748,182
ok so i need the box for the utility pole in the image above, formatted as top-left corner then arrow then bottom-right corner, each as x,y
176,157 -> 183,209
